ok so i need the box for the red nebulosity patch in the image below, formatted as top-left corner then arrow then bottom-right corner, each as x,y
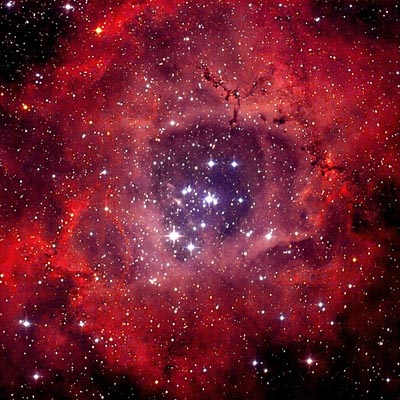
0,0 -> 399,399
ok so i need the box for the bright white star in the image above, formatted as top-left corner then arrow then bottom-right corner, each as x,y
182,186 -> 192,195
187,243 -> 195,252
204,193 -> 218,205
265,231 -> 273,240
20,319 -> 31,328
167,227 -> 182,244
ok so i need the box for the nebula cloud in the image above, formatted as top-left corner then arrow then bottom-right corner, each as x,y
0,1 -> 399,399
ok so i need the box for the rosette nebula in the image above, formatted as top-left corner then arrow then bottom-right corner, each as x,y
0,1 -> 399,399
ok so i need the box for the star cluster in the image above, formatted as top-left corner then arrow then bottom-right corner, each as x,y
0,1 -> 399,399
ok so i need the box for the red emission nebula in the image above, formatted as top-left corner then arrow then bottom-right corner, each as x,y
0,1 -> 399,399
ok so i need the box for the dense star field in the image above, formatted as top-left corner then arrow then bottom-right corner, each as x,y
0,0 -> 399,399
